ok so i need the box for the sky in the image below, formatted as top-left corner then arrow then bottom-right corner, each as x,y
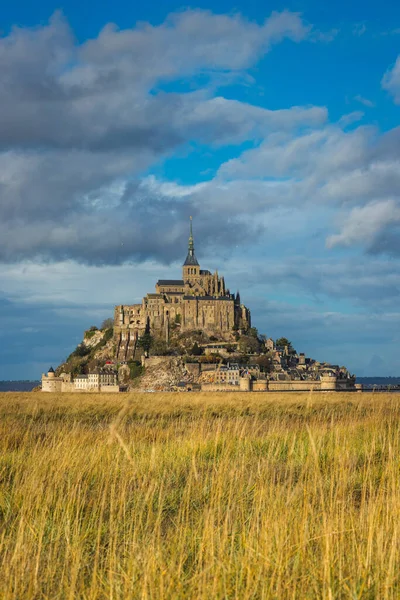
1,0 -> 400,379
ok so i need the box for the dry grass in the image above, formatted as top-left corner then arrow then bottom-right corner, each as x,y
0,391 -> 400,599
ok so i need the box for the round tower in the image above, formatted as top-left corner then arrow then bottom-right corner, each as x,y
320,374 -> 337,391
239,376 -> 251,392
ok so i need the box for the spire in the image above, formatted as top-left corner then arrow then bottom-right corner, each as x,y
183,216 -> 199,266
188,216 -> 194,253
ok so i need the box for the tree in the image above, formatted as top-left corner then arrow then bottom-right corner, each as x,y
254,353 -> 273,373
190,342 -> 203,356
101,318 -> 114,330
275,337 -> 295,353
248,327 -> 259,339
237,335 -> 260,354
137,332 -> 153,355
73,343 -> 90,357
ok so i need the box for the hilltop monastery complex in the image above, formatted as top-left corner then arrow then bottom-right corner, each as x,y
41,218 -> 360,393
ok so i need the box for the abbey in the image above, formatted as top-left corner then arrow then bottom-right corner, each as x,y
114,219 -> 251,361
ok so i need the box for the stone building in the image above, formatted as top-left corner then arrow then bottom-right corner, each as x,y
41,367 -> 119,393
114,218 -> 251,361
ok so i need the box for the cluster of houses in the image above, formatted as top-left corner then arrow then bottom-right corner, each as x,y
41,364 -> 119,393
180,338 -> 360,392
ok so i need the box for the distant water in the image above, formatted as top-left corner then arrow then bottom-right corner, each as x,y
357,377 -> 400,390
0,381 -> 40,392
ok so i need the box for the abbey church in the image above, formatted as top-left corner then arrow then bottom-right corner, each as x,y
114,219 -> 251,360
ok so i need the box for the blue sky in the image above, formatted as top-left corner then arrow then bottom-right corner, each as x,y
1,0 -> 400,378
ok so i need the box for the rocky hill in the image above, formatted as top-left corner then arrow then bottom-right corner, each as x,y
134,357 -> 194,392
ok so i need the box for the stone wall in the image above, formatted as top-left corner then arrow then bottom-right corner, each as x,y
252,380 -> 268,391
268,380 -> 321,392
100,385 -> 120,393
185,362 -> 201,377
142,356 -> 172,368
201,383 -> 240,392
42,377 -> 63,392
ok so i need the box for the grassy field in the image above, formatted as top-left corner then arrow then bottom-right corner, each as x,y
0,392 -> 400,599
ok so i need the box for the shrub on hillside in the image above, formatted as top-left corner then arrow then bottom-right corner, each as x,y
127,360 -> 144,379
72,343 -> 91,358
101,318 -> 114,330
84,328 -> 98,340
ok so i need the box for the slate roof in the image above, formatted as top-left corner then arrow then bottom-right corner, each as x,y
157,280 -> 184,286
183,253 -> 199,266
182,295 -> 231,301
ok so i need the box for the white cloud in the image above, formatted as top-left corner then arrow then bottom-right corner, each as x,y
354,94 -> 375,108
214,119 -> 400,256
326,200 -> 400,249
382,55 -> 400,103
218,124 -> 372,180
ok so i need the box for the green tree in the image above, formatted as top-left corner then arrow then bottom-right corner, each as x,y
238,335 -> 260,354
190,342 -> 203,356
275,337 -> 295,353
73,343 -> 90,357
137,333 -> 153,355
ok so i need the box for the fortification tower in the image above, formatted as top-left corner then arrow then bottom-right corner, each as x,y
182,217 -> 200,282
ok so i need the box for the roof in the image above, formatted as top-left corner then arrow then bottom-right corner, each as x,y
157,279 -> 184,286
200,269 -> 211,275
48,366 -> 54,373
183,253 -> 199,266
183,295 -> 232,301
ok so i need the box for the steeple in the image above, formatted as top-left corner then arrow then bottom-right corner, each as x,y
183,216 -> 199,267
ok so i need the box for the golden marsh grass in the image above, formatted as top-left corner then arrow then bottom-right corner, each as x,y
0,391 -> 400,598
